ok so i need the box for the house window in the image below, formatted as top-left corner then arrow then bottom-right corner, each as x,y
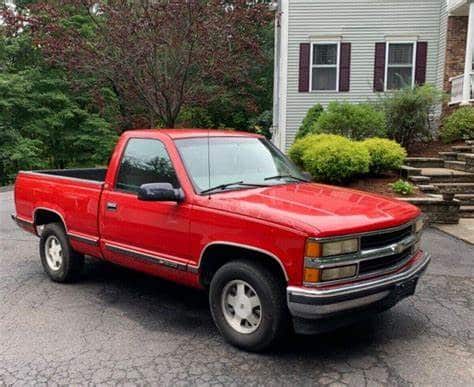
386,42 -> 415,90
311,43 -> 339,91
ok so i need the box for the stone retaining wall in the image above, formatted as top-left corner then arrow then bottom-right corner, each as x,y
398,197 -> 460,224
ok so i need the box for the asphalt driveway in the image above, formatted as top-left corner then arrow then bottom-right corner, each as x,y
1,190 -> 473,385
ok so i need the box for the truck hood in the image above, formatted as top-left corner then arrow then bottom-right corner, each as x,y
204,183 -> 420,237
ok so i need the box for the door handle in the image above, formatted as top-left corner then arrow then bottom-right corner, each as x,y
106,202 -> 118,211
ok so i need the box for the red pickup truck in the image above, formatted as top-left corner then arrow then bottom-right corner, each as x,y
12,129 -> 430,351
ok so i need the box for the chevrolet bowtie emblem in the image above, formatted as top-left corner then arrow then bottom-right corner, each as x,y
391,243 -> 405,254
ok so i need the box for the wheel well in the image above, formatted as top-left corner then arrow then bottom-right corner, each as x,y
199,244 -> 288,288
34,209 -> 65,229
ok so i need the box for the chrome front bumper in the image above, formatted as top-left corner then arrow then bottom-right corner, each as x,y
287,252 -> 431,320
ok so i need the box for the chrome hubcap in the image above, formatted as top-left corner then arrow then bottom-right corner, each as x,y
221,280 -> 262,334
45,235 -> 63,271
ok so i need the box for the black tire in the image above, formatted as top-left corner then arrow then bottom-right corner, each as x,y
39,223 -> 84,283
209,259 -> 289,352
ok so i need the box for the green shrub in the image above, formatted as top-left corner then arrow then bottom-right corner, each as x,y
300,135 -> 370,183
440,107 -> 474,143
311,101 -> 386,140
362,138 -> 407,174
288,134 -> 339,167
295,104 -> 324,139
382,84 -> 445,149
390,179 -> 415,196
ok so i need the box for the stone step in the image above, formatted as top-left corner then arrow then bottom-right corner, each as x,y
466,140 -> 474,146
420,168 -> 474,183
434,183 -> 474,194
404,157 -> 445,168
444,160 -> 467,172
452,145 -> 473,153
418,184 -> 438,193
460,153 -> 474,173
455,194 -> 474,205
457,153 -> 474,161
401,165 -> 422,178
438,151 -> 458,161
409,175 -> 431,183
459,206 -> 474,218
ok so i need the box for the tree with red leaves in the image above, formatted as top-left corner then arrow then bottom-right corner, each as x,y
5,0 -> 273,129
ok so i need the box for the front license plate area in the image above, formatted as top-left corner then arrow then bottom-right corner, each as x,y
395,278 -> 418,300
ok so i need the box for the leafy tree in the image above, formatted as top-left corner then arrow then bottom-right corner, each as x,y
0,125 -> 45,184
13,0 -> 273,128
0,31 -> 118,182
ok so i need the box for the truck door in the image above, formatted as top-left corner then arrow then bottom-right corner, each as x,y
99,137 -> 193,278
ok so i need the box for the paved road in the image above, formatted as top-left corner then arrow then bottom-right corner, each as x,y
1,190 -> 473,386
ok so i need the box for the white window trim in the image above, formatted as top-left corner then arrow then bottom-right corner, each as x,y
309,41 -> 341,92
384,41 -> 417,91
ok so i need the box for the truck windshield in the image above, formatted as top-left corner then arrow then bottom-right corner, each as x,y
175,137 -> 306,194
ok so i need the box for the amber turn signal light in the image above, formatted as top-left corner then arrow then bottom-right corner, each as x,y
303,267 -> 321,283
305,240 -> 321,258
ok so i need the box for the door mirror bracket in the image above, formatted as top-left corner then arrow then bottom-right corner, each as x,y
137,183 -> 184,202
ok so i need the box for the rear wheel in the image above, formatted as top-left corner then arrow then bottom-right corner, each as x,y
209,260 -> 289,352
39,223 -> 84,283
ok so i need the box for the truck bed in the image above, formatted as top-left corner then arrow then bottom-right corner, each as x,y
14,168 -> 106,251
37,168 -> 107,182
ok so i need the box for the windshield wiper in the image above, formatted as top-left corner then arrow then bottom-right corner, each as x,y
264,174 -> 309,182
201,181 -> 269,195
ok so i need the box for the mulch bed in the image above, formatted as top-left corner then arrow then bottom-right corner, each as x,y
408,140 -> 465,157
346,172 -> 426,199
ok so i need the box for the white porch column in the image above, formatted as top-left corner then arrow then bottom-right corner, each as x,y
461,0 -> 474,104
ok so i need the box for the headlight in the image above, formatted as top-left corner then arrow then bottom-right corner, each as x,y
305,238 -> 358,258
303,264 -> 357,284
320,265 -> 357,281
304,238 -> 359,285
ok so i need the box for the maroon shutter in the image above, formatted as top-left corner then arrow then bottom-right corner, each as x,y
339,43 -> 351,92
415,42 -> 428,85
298,43 -> 311,92
373,42 -> 386,92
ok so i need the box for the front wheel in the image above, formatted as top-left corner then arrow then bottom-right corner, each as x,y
209,260 -> 289,352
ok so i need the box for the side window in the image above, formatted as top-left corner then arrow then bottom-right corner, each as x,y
116,138 -> 179,193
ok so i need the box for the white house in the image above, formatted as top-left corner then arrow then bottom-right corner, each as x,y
272,0 -> 474,151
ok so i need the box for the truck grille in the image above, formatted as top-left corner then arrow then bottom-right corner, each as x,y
306,219 -> 422,288
359,249 -> 412,275
360,225 -> 413,250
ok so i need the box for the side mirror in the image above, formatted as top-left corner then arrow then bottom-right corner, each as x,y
137,183 -> 184,202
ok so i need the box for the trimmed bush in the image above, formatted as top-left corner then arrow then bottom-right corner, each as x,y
299,135 -> 371,183
440,107 -> 474,143
288,133 -> 336,167
362,138 -> 407,174
311,101 -> 386,140
382,84 -> 445,149
295,103 -> 324,139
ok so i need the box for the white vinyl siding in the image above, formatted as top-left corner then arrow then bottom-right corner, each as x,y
281,0 -> 447,150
